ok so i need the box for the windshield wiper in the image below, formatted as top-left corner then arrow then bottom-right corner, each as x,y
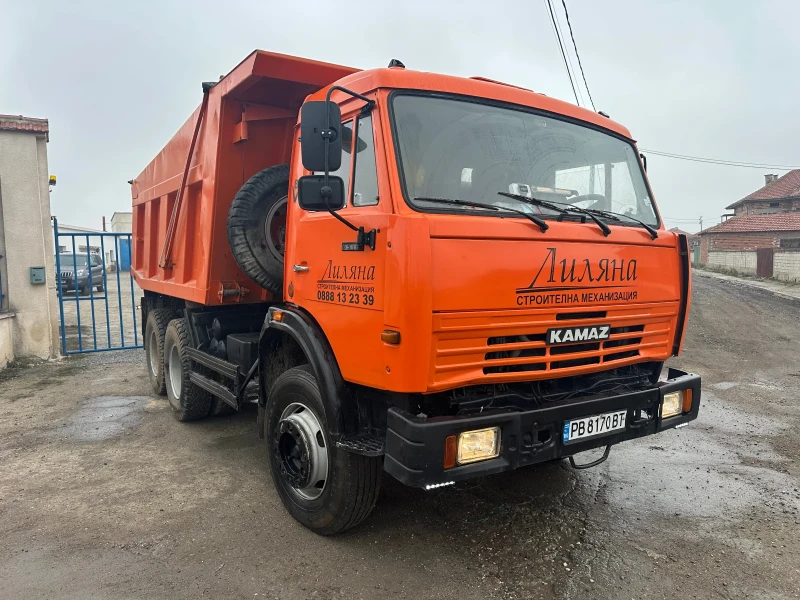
414,197 -> 548,233
498,192 -> 611,237
577,207 -> 659,240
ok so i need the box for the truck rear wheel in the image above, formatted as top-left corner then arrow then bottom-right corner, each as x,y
145,308 -> 174,395
164,318 -> 212,421
266,366 -> 382,535
227,164 -> 289,295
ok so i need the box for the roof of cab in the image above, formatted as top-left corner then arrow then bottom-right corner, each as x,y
315,67 -> 635,141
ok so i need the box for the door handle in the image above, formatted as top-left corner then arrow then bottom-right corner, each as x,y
293,264 -> 309,273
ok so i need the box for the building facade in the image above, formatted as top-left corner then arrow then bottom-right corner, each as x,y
0,114 -> 59,366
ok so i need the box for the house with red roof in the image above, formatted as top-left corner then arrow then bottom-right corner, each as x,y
725,172 -> 800,216
699,172 -> 800,280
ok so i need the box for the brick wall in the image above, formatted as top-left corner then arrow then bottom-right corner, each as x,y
774,251 -> 800,282
733,199 -> 800,215
706,231 -> 782,251
707,251 -> 757,274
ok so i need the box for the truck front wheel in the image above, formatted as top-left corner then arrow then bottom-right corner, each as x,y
266,365 -> 382,535
164,318 -> 212,421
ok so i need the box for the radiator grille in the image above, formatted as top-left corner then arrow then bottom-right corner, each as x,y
432,304 -> 676,387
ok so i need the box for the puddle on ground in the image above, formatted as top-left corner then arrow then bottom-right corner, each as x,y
588,389 -> 800,521
55,396 -> 152,442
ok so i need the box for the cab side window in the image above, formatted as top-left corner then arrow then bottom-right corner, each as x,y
352,115 -> 379,207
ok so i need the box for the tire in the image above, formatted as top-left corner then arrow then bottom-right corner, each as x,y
145,308 -> 174,396
163,318 -> 213,422
79,284 -> 89,296
96,283 -> 104,292
227,164 -> 290,295
266,365 -> 382,535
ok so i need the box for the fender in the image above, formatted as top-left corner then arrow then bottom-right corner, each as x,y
257,304 -> 355,439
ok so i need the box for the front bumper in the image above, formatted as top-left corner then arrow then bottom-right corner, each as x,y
384,368 -> 700,488
59,276 -> 90,291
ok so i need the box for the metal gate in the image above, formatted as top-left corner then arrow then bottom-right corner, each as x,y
53,217 -> 142,354
756,248 -> 774,278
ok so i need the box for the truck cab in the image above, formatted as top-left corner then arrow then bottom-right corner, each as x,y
276,63 -> 698,509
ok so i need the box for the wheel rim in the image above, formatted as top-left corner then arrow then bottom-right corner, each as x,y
276,402 -> 329,500
148,329 -> 159,378
264,196 -> 288,264
167,343 -> 182,400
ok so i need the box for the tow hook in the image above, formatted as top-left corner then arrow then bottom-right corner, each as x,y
568,444 -> 612,470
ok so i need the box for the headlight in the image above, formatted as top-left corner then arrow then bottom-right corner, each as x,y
661,390 -> 692,418
77,269 -> 86,276
456,427 -> 500,465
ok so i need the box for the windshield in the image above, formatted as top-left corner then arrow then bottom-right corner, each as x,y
59,254 -> 89,267
392,95 -> 658,225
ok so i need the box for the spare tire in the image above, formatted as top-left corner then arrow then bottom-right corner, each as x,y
227,164 -> 290,294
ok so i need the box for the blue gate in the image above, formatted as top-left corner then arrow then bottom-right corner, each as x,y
53,217 -> 142,354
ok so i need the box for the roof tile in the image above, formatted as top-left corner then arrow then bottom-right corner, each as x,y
727,169 -> 800,208
0,114 -> 49,136
700,212 -> 800,234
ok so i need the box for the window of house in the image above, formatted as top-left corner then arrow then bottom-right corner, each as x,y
780,238 -> 800,249
769,202 -> 780,208
352,115 -> 379,207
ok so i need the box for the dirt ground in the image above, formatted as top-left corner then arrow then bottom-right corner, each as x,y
1,274 -> 799,599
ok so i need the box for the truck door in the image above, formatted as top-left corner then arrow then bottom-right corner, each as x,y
286,107 -> 390,385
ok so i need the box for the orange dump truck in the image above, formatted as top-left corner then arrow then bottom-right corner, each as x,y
132,50 -> 700,534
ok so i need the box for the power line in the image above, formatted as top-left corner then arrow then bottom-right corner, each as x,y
553,4 -> 585,107
540,4 -> 797,173
544,0 -> 580,106
560,0 -> 596,111
640,148 -> 800,170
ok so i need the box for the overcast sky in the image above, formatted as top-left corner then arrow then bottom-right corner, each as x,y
2,0 -> 798,233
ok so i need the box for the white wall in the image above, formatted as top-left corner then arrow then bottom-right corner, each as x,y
0,129 -> 59,361
110,212 -> 132,233
707,251 -> 757,275
774,251 -> 800,282
0,313 -> 14,368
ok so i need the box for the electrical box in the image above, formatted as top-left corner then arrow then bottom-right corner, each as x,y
30,267 -> 46,284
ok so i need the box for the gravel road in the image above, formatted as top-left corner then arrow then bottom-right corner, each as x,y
1,274 -> 798,599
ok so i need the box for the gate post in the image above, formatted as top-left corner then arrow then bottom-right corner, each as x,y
53,217 -> 68,355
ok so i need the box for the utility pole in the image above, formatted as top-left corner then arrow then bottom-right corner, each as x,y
699,216 -> 703,232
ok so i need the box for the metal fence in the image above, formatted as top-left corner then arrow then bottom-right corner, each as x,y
53,217 -> 142,354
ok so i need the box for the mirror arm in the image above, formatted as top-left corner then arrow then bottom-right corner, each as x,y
321,85 -> 378,251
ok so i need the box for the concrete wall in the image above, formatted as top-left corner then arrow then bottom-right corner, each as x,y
0,128 -> 59,361
707,251 -> 757,275
110,212 -> 132,233
774,251 -> 800,282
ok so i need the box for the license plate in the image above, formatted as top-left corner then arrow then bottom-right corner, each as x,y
563,410 -> 627,444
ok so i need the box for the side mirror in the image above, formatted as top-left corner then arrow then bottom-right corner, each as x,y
301,101 -> 342,172
298,175 -> 345,211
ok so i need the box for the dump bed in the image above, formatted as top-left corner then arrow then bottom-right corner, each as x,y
131,51 -> 358,305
